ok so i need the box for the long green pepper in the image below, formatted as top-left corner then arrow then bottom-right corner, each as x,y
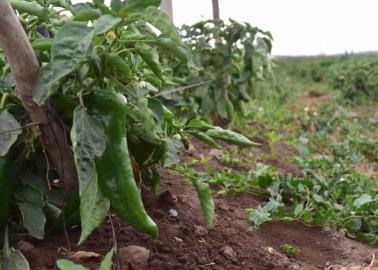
88,90 -> 159,239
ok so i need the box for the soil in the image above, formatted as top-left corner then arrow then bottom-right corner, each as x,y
21,140 -> 378,270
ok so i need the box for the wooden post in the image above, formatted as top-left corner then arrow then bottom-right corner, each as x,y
212,0 -> 220,20
160,0 -> 173,21
0,0 -> 77,193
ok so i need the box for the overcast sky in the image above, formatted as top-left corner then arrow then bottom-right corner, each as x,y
171,0 -> 378,56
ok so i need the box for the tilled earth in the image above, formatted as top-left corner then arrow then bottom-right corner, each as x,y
22,141 -> 378,270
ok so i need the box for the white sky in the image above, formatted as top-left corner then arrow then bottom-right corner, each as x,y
171,0 -> 378,56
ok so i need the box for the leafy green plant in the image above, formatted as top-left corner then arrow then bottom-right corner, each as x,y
0,0 -> 259,265
245,159 -> 378,244
331,59 -> 378,102
163,19 -> 273,120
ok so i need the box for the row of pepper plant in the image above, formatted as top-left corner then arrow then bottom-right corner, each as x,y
161,19 -> 274,120
0,0 -> 262,267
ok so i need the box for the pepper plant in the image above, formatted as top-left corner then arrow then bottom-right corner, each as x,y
0,0 -> 258,266
162,19 -> 274,120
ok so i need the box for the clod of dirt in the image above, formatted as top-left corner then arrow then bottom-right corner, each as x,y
220,246 -> 237,260
208,148 -> 223,159
118,245 -> 150,270
18,241 -> 35,253
194,225 -> 208,236
157,190 -> 176,208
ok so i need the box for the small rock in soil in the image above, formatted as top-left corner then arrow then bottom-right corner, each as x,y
220,246 -> 237,260
169,208 -> 178,217
194,225 -> 208,236
118,245 -> 150,270
197,255 -> 208,265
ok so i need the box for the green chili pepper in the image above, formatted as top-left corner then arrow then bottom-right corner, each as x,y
0,93 -> 11,109
9,0 -> 49,21
136,44 -> 163,79
191,131 -> 221,149
88,90 -> 159,239
144,73 -> 162,89
205,127 -> 257,147
156,37 -> 189,64
0,157 -> 12,230
32,38 -> 52,51
107,53 -> 132,77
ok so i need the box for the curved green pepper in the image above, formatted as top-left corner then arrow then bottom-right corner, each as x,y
107,53 -> 132,77
88,90 -> 159,239
32,38 -> 52,51
0,93 -> 11,109
9,0 -> 49,21
136,44 -> 163,79
0,156 -> 12,230
156,37 -> 189,64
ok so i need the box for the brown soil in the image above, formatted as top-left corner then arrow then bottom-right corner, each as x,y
21,141 -> 378,270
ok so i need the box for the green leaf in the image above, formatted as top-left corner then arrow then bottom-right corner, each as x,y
120,0 -> 161,13
56,260 -> 88,270
0,249 -> 30,270
164,137 -> 183,167
99,249 -> 114,270
293,203 -> 304,217
71,106 -> 109,244
0,110 -> 22,156
205,127 -> 258,147
93,14 -> 121,35
78,176 -> 109,244
257,175 -> 274,189
110,0 -> 122,14
74,8 -> 101,21
17,202 -> 46,239
346,217 -> 362,231
33,22 -> 94,104
186,119 -> 213,131
15,185 -> 46,239
143,6 -> 180,42
353,194 -> 372,208
191,177 -> 215,226
71,106 -> 106,193
246,207 -> 271,228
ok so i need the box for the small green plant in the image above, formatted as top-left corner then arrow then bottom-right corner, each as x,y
281,244 -> 300,258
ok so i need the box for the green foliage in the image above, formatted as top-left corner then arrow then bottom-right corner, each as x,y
331,59 -> 378,102
0,0 -> 259,262
179,54 -> 378,245
0,227 -> 30,269
278,54 -> 378,102
281,244 -> 300,258
164,19 -> 273,120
